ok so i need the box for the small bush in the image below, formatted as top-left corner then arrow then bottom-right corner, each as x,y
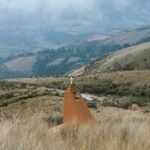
46,116 -> 63,126
85,100 -> 97,108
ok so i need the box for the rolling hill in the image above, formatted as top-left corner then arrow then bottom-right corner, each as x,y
82,42 -> 150,75
0,27 -> 150,79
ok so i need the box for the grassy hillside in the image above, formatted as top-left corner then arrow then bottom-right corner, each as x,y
0,73 -> 150,150
82,42 -> 150,75
0,111 -> 150,150
104,27 -> 150,45
9,70 -> 150,108
4,56 -> 36,74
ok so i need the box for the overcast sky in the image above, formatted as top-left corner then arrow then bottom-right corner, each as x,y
0,0 -> 150,33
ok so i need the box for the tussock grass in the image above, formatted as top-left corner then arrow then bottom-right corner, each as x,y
10,70 -> 150,97
6,71 -> 150,108
0,113 -> 149,150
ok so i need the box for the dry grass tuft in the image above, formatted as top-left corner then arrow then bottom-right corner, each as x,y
0,113 -> 149,150
130,104 -> 139,111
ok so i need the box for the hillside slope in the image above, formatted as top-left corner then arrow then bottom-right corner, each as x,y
83,42 -> 150,75
4,56 -> 36,74
0,27 -> 150,78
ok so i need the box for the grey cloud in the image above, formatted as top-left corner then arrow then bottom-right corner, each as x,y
0,0 -> 149,57
0,0 -> 150,34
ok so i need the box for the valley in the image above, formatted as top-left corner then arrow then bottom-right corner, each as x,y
0,26 -> 150,79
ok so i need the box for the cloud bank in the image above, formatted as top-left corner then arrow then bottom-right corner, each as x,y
0,0 -> 150,33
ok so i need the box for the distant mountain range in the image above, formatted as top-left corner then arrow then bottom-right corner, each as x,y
0,26 -> 150,79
